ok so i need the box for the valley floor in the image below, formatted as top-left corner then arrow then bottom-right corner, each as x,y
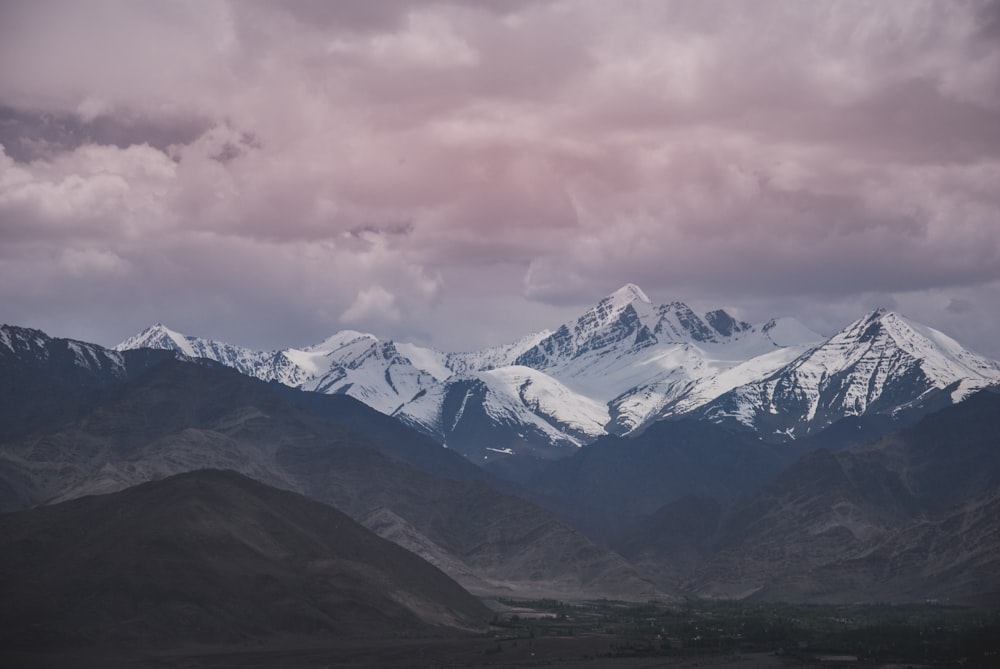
0,642 -> 816,669
5,598 -> 998,669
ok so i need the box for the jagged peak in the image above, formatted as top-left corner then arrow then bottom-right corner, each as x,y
822,310 -> 1000,383
0,323 -> 48,338
115,322 -> 194,354
0,323 -> 51,353
859,307 -> 891,324
126,322 -> 185,338
144,322 -> 180,336
605,283 -> 651,307
843,308 -> 902,339
704,309 -> 750,337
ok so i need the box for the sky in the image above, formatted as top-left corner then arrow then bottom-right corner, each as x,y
1,0 -> 999,357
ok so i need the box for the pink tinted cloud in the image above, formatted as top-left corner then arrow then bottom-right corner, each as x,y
0,0 -> 998,356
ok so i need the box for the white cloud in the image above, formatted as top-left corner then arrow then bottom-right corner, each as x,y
341,285 -> 402,325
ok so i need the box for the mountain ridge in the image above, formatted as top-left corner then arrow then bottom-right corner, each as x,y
0,351 -> 661,601
4,319 -> 1000,606
697,309 -> 1000,439
613,390 -> 1000,603
103,286 -> 1000,466
0,468 -> 490,649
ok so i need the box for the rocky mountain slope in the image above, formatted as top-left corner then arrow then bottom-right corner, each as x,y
0,469 -> 489,649
115,323 -> 270,378
0,324 -> 184,443
615,390 -> 1000,604
525,419 -> 794,540
113,285 -> 1000,468
0,343 -> 660,600
4,320 -> 999,606
815,484 -> 1000,606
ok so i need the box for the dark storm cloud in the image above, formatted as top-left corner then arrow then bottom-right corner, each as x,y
0,0 -> 998,357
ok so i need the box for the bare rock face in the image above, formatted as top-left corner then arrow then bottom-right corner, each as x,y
832,485 -> 1000,606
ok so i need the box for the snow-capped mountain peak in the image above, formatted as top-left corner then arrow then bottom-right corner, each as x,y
697,307 -> 1000,438
607,282 -> 652,307
580,284 -> 660,340
823,309 -> 982,373
115,323 -> 195,356
843,309 -> 1000,397
513,286 -> 757,377
115,323 -> 271,378
112,287 -> 1000,463
512,285 -> 663,370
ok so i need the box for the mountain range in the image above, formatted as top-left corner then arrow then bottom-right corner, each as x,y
0,332 -> 659,601
115,284 -> 1000,471
3,303 -> 1000,613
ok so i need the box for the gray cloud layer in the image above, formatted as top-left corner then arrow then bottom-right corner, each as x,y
1,0 -> 998,356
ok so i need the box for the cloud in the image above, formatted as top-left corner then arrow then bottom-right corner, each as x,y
0,104 -> 209,162
341,285 -> 402,325
947,298 -> 975,315
60,247 -> 131,277
0,142 -> 177,245
0,0 -> 998,358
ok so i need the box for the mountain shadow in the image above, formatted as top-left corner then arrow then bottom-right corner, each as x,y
526,419 -> 794,540
0,325 -> 181,444
270,383 -> 489,484
617,391 -> 1000,603
0,469 -> 490,650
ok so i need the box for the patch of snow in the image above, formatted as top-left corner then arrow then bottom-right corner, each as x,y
394,383 -> 448,437
446,330 -> 552,373
451,388 -> 472,431
66,340 -> 126,377
395,342 -> 453,381
279,347 -> 326,378
480,366 -> 609,437
608,282 -> 651,307
470,371 -> 584,447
